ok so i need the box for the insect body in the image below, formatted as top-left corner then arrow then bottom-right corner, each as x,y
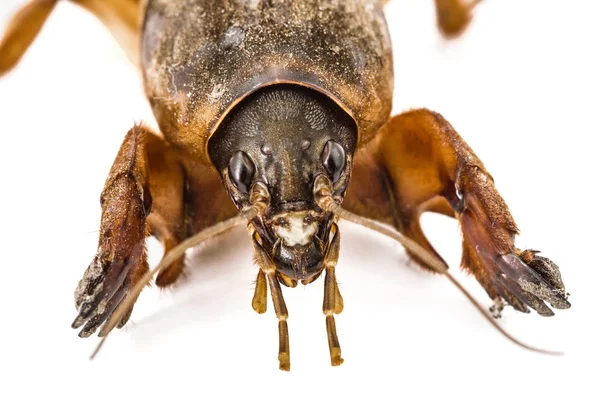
0,0 -> 570,370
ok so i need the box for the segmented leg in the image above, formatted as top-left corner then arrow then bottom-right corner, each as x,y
72,125 -> 187,337
0,0 -> 141,76
345,109 -> 570,317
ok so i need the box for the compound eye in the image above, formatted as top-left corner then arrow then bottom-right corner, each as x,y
320,140 -> 346,182
228,151 -> 255,193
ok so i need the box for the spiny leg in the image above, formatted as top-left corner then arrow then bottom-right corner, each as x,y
72,124 -> 151,337
72,125 -> 189,337
74,123 -> 242,339
345,109 -> 570,317
323,223 -> 344,366
252,233 -> 291,371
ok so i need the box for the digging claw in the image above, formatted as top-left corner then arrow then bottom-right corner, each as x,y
482,249 -> 571,316
520,251 -> 570,307
72,251 -> 138,338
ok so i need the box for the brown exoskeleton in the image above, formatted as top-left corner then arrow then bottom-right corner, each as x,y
0,0 -> 571,370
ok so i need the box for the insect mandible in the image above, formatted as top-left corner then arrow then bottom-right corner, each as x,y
0,0 -> 571,370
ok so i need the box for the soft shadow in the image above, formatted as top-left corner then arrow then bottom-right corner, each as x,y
127,226 -> 256,341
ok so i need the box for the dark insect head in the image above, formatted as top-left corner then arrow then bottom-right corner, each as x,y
209,84 -> 357,286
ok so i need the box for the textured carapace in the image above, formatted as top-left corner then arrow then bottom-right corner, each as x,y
141,0 -> 393,164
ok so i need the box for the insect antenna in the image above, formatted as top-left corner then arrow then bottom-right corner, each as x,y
313,174 -> 563,356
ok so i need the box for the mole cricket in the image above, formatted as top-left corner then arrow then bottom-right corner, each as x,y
0,0 -> 570,370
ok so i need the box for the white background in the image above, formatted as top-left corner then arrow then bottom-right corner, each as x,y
0,0 -> 598,399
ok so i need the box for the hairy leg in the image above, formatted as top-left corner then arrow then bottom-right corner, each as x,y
72,123 -> 240,337
345,109 -> 570,316
72,125 -> 187,337
72,124 -> 154,337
